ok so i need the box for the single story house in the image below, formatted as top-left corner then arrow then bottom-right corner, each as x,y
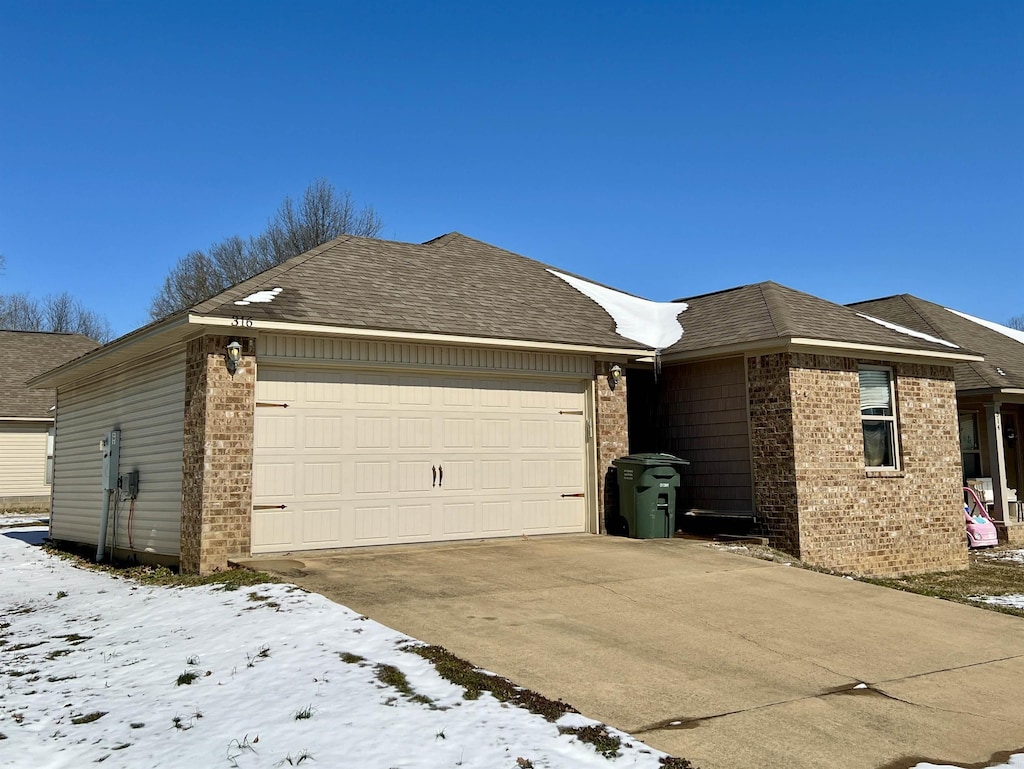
31,234 -> 980,576
0,330 -> 98,509
851,294 -> 1024,542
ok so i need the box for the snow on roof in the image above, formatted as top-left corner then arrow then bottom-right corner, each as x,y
945,307 -> 1024,346
855,313 -> 960,349
547,269 -> 686,350
235,287 -> 283,306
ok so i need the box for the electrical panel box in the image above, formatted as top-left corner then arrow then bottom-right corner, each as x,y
101,430 -> 120,491
122,470 -> 140,499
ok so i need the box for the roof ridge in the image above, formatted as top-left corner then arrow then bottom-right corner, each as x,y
759,282 -> 789,337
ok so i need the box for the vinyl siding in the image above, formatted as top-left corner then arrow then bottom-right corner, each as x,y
50,348 -> 186,556
0,422 -> 50,497
258,334 -> 593,377
658,357 -> 754,513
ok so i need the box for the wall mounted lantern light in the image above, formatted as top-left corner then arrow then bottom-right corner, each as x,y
225,340 -> 243,376
1006,424 -> 1017,443
609,364 -> 623,390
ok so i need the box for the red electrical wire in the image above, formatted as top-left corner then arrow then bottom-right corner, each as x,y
127,497 -> 136,550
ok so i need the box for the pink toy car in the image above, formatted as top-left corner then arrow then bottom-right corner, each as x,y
964,486 -> 998,548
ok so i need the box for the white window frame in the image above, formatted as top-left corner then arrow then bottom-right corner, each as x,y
859,365 -> 900,470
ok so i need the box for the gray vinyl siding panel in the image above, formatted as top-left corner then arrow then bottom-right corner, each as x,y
50,349 -> 186,556
659,357 -> 753,513
0,422 -> 50,496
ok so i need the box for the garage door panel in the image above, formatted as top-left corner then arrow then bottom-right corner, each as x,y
305,416 -> 343,448
303,463 -> 342,496
254,462 -> 294,498
303,506 -> 343,543
253,367 -> 588,553
398,460 -> 434,492
443,503 -> 475,535
355,462 -> 390,493
257,416 -> 295,449
440,460 -> 473,491
397,504 -> 432,538
355,416 -> 390,449
253,509 -> 294,548
354,506 -> 389,541
522,499 -> 551,530
481,501 -> 512,532
480,460 -> 511,489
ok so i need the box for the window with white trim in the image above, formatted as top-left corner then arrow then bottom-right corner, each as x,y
859,366 -> 899,469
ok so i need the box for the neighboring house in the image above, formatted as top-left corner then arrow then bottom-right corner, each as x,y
0,330 -> 98,509
851,294 -> 1024,543
30,234 -> 979,577
625,282 -> 979,576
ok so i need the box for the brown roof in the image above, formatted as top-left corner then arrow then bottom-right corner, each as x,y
850,294 -> 1024,392
191,233 -> 648,350
664,282 -> 968,356
0,331 -> 98,418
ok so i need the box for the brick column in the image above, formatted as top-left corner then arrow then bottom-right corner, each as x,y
746,353 -> 801,556
595,361 -> 628,534
180,335 -> 256,574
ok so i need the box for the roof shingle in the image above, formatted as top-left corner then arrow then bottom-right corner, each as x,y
0,331 -> 98,418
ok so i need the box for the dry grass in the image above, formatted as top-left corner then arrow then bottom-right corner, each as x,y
716,542 -> 1024,618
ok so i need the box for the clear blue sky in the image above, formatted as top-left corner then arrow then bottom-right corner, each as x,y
2,1 -> 1021,338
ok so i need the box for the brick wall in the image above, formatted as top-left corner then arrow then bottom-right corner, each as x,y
747,353 -> 801,554
749,352 -> 966,577
180,335 -> 256,574
595,361 -> 628,533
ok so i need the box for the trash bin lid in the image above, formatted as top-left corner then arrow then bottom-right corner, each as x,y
613,452 -> 690,467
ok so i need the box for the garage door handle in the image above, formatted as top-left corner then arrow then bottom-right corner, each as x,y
438,465 -> 443,487
432,465 -> 437,487
561,493 -> 584,498
253,504 -> 287,510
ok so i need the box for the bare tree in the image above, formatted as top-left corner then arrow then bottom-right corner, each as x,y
0,290 -> 112,342
1008,315 -> 1024,331
0,292 -> 44,330
148,179 -> 382,319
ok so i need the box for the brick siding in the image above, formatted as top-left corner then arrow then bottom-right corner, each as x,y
180,335 -> 256,575
748,352 -> 966,577
595,361 -> 628,533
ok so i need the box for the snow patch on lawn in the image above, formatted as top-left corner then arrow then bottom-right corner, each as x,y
0,526 -> 672,769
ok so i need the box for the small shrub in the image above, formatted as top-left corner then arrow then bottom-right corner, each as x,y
186,655 -> 200,666
294,705 -> 314,720
176,671 -> 199,686
55,590 -> 68,599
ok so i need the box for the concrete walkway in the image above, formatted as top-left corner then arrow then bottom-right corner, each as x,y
239,535 -> 1024,769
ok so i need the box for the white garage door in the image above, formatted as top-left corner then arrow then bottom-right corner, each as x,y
252,367 -> 589,553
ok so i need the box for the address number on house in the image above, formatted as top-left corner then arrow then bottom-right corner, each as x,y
231,316 -> 254,327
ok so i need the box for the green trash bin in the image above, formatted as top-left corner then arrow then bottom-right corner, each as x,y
612,453 -> 689,539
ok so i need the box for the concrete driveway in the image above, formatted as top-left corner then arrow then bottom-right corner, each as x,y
239,535 -> 1024,769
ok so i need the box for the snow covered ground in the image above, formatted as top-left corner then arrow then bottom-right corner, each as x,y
0,526 -> 685,769
4,525 -> 1024,769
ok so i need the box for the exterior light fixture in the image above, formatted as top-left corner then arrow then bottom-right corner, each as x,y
609,364 -> 623,390
1007,425 -> 1017,442
225,340 -> 243,375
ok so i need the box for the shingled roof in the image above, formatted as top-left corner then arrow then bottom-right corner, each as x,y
662,281 -> 970,357
850,294 -> 1024,392
0,331 -> 98,418
191,233 -> 648,350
